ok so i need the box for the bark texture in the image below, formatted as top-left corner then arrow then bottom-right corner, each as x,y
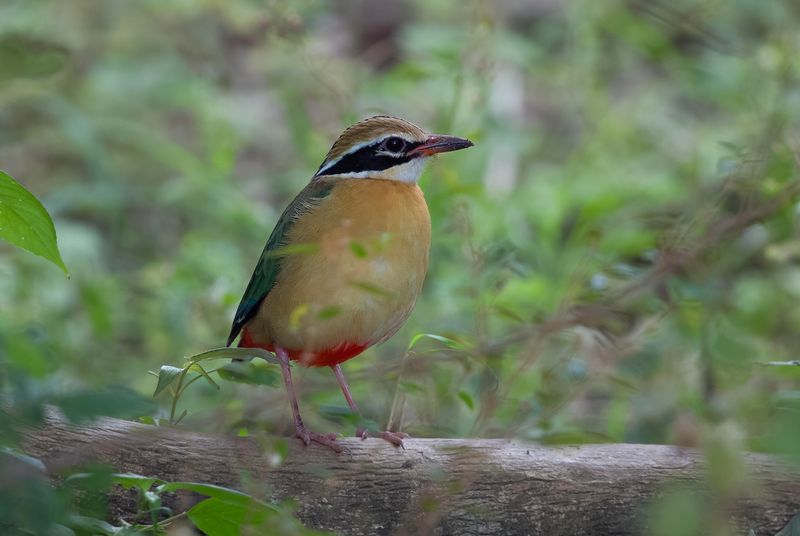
22,417 -> 800,535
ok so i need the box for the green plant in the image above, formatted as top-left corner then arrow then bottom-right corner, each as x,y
151,347 -> 280,425
0,171 -> 66,273
0,454 -> 326,536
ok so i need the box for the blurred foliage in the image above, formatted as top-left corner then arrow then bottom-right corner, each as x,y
0,456 -> 326,535
1,0 -> 800,534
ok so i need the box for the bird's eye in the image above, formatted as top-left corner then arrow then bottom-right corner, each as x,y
382,137 -> 406,153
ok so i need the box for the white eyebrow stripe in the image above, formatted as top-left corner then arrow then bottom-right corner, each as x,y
314,133 -> 419,176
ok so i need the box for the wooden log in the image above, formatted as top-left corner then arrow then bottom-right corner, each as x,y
21,417 -> 800,535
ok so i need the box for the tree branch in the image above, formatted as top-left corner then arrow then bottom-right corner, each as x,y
22,417 -> 799,535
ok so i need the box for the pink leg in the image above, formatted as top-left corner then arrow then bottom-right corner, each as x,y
276,347 -> 341,453
331,364 -> 409,448
332,363 -> 366,439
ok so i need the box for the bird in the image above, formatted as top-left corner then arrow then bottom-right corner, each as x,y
227,115 -> 473,451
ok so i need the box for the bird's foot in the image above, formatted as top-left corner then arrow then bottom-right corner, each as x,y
356,428 -> 409,448
379,431 -> 409,448
295,424 -> 342,453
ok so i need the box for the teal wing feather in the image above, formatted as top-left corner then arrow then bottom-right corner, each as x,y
227,179 -> 335,346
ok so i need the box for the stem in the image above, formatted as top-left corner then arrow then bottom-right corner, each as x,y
168,366 -> 223,425
148,510 -> 188,531
169,368 -> 191,425
386,352 -> 410,432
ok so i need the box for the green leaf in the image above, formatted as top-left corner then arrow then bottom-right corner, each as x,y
187,497 -> 278,536
0,34 -> 69,81
187,363 -> 220,390
143,490 -> 162,513
318,305 -> 341,319
158,483 -> 281,532
158,482 -> 272,505
187,347 -> 281,365
0,171 -> 68,273
349,241 -> 369,258
153,365 -> 183,397
0,448 -> 46,472
217,360 -> 279,386
350,281 -> 393,298
457,390 -> 475,411
110,473 -> 161,492
174,409 -> 188,424
53,387 -> 156,423
2,331 -> 54,378
65,514 -> 120,536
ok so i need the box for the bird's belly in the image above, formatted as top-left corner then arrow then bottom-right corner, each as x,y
261,244 -> 426,363
248,180 -> 431,365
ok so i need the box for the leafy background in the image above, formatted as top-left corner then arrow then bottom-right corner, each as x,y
1,0 -> 799,534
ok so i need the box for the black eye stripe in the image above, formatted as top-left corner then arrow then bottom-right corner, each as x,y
316,139 -> 423,176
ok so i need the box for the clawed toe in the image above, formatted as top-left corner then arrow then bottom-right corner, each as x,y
353,428 -> 409,447
379,430 -> 409,448
295,426 -> 342,453
307,431 -> 342,452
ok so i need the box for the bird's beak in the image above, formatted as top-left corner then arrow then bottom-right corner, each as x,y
409,135 -> 474,157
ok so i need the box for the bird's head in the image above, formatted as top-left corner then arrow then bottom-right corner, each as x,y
313,115 -> 473,183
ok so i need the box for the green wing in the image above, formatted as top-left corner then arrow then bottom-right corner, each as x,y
227,179 -> 334,346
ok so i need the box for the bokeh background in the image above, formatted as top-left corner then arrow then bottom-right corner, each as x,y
2,0 -> 800,534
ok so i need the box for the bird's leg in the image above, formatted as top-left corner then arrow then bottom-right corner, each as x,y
331,364 -> 409,448
331,363 -> 366,439
276,347 -> 341,453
